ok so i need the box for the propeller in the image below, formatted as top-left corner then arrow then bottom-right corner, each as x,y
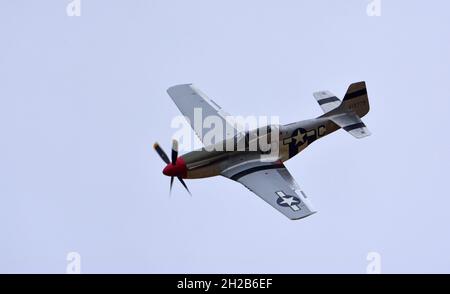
170,176 -> 174,194
153,140 -> 191,196
171,139 -> 178,165
177,176 -> 191,195
153,142 -> 170,164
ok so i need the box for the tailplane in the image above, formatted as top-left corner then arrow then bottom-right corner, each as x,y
313,90 -> 341,113
327,111 -> 371,139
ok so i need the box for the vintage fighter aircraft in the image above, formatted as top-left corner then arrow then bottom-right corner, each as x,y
153,82 -> 371,220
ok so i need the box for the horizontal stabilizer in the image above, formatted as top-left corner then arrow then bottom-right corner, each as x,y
313,91 -> 341,113
328,112 -> 371,139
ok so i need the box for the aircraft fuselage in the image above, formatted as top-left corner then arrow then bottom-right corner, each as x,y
180,117 -> 340,179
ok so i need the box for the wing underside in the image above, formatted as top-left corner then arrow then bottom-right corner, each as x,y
167,84 -> 238,146
222,161 -> 316,220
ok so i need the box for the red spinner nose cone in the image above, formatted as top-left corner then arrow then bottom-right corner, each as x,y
162,157 -> 187,178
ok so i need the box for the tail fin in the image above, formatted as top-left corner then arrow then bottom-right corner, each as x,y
314,81 -> 371,139
341,81 -> 370,118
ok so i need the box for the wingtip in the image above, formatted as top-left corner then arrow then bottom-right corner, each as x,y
166,83 -> 194,94
290,210 -> 317,220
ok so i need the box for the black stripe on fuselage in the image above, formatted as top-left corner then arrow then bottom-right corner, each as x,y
230,163 -> 284,181
318,96 -> 340,105
343,122 -> 366,132
344,89 -> 367,100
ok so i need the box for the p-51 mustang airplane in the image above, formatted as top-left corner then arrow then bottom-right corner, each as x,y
153,82 -> 371,220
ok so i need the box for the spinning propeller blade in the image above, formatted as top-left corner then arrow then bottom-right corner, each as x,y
154,140 -> 191,196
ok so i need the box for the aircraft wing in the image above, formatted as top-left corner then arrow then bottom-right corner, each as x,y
167,84 -> 239,146
222,161 -> 316,220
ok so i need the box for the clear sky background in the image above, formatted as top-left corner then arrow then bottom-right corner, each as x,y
1,0 -> 450,273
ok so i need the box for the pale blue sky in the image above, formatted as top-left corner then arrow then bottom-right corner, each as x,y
1,0 -> 450,273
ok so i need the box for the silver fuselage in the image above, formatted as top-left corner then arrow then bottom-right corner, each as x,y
182,117 -> 340,179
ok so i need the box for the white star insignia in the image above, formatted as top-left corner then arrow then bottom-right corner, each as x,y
293,132 -> 305,145
280,196 -> 299,207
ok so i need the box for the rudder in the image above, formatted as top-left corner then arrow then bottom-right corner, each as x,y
341,81 -> 370,118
